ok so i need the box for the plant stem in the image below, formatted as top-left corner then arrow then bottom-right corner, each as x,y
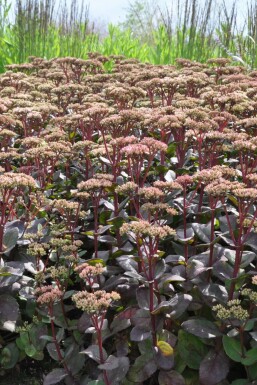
49,305 -> 78,385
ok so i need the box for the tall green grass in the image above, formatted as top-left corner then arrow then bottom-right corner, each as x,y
0,0 -> 257,71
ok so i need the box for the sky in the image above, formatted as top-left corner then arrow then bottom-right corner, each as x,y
87,0 -> 246,26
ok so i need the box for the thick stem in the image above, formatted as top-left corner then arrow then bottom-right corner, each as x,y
113,192 -> 122,248
49,305 -> 78,385
208,204 -> 216,281
197,184 -> 204,222
228,245 -> 243,300
93,315 -> 110,385
149,280 -> 157,346
148,244 -> 157,346
183,188 -> 188,263
0,223 -> 4,253
93,202 -> 99,258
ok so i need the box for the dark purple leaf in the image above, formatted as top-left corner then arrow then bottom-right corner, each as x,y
127,353 -> 157,382
130,325 -> 151,341
80,344 -> 108,363
199,349 -> 229,385
0,294 -> 20,332
136,286 -> 158,310
158,370 -> 186,385
182,318 -> 222,338
43,368 -> 67,385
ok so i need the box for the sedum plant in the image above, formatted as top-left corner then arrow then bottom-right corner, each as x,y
2,54 -> 257,385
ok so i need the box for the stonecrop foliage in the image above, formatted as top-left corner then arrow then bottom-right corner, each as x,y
1,55 -> 257,385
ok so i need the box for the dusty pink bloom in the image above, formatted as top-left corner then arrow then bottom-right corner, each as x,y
138,186 -> 164,200
140,137 -> 168,153
121,143 -> 149,157
141,202 -> 177,215
205,178 -> 243,197
75,262 -> 104,279
233,188 -> 257,200
78,177 -> 112,191
193,168 -> 222,183
35,285 -> 63,305
116,181 -> 138,194
110,135 -> 138,147
153,181 -> 183,191
175,175 -> 194,186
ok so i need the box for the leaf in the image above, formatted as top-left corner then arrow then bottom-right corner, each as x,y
130,325 -> 151,341
99,356 -> 130,384
64,342 -> 85,375
110,308 -> 135,333
166,255 -> 185,264
98,235 -> 116,244
241,347 -> 257,366
0,294 -> 20,332
43,368 -> 68,385
158,370 -> 186,385
230,380 -> 248,385
80,344 -> 107,363
0,342 -> 20,369
157,341 -> 174,357
182,318 -> 222,338
187,259 -> 211,279
192,222 -> 211,243
98,355 -> 120,370
165,170 -> 176,182
199,349 -> 230,385
3,227 -> 19,252
136,286 -> 158,310
25,344 -> 38,358
222,335 -> 242,362
0,265 -> 23,288
77,312 -> 92,333
176,226 -> 194,243
177,330 -> 209,369
29,323 -> 48,350
127,353 -> 157,382
46,343 -> 62,361
152,294 -> 192,319
198,283 -> 228,304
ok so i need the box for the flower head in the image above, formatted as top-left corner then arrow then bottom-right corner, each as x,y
35,285 -> 63,305
72,290 -> 120,314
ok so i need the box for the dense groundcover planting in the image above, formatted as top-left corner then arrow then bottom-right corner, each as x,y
2,55 -> 257,385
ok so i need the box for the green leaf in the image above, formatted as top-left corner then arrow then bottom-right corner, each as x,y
230,380 -> 248,385
0,342 -> 19,369
25,344 -> 37,357
241,347 -> 257,366
177,330 -> 209,369
248,362 -> 257,380
222,335 -> 242,362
